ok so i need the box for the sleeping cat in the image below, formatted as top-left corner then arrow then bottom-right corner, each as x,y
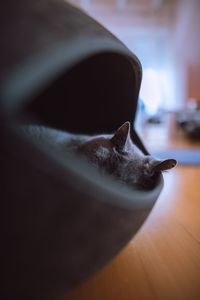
76,121 -> 176,190
21,121 -> 176,190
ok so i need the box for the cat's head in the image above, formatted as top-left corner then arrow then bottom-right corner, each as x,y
77,122 -> 177,189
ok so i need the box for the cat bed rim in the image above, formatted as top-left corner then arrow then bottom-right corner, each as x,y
16,126 -> 164,211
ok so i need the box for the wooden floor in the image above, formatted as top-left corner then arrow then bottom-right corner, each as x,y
62,114 -> 200,300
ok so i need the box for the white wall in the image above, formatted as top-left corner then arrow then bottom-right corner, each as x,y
172,0 -> 200,106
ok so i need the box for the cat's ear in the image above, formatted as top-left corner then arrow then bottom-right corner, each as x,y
111,122 -> 130,151
150,158 -> 177,173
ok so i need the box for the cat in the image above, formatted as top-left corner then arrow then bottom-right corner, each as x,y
20,121 -> 177,190
76,122 -> 177,190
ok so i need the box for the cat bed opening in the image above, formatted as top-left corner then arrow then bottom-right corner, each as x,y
21,52 -> 139,134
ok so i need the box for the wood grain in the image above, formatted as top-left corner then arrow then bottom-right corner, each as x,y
62,116 -> 200,300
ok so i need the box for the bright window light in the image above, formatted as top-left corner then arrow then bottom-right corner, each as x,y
140,67 -> 175,115
140,68 -> 162,115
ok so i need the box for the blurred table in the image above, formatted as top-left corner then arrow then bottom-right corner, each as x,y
62,114 -> 200,300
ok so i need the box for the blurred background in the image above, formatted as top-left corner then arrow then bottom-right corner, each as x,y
67,0 -> 200,153
62,3 -> 200,300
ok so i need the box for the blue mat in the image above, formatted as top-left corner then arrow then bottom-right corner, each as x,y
152,149 -> 200,166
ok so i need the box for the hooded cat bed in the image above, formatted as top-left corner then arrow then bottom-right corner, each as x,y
1,1 -> 163,299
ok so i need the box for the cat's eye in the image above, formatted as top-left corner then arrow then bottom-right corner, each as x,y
120,150 -> 129,156
113,146 -> 123,154
113,147 -> 127,158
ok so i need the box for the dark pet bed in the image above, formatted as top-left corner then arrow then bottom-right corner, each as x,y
1,1 -> 163,300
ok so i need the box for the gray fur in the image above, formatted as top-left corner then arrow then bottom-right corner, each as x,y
77,122 -> 177,190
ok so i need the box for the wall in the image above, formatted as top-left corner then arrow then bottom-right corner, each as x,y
172,0 -> 200,106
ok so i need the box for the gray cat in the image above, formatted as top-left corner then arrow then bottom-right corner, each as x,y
21,121 -> 176,190
76,121 -> 176,190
